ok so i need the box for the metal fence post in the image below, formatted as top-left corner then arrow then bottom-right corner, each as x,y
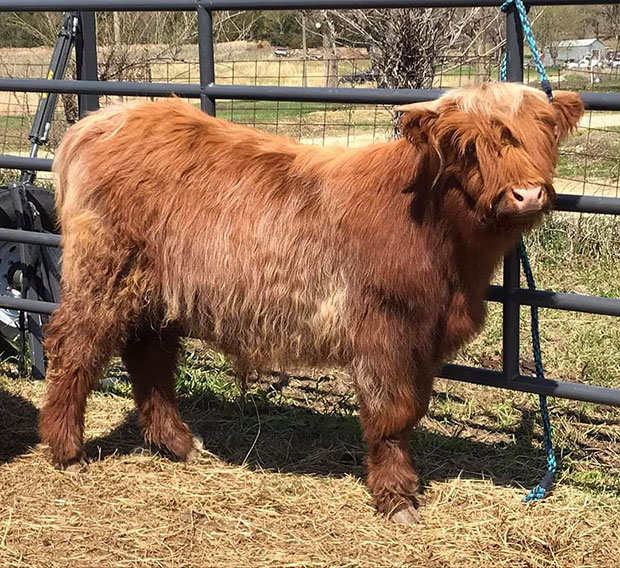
75,11 -> 99,117
502,4 -> 524,381
197,2 -> 216,116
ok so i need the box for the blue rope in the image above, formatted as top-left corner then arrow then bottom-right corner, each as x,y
500,0 -> 553,102
519,242 -> 558,502
499,0 -> 557,502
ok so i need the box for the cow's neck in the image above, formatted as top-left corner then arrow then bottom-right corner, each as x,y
440,192 -> 526,299
342,139 -> 526,293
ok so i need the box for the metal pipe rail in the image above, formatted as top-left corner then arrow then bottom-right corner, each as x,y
440,365 -> 620,407
0,294 -> 617,406
0,227 -> 61,247
2,151 -> 619,216
0,155 -> 53,172
0,288 -> 617,405
486,286 -> 620,317
0,78 -> 619,110
0,284 -> 618,405
0,227 -> 617,314
0,0 -> 619,11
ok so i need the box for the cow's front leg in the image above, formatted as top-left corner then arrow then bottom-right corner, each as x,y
352,346 -> 434,523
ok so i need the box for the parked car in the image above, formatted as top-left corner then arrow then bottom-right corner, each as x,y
274,48 -> 290,58
608,58 -> 620,69
338,70 -> 378,85
589,57 -> 604,68
566,56 -> 603,69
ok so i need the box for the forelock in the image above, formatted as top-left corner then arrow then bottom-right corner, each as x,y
439,82 -> 547,120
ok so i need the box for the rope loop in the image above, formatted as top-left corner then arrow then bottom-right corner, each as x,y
500,0 -> 553,102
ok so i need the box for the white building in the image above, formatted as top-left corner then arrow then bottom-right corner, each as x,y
543,39 -> 607,65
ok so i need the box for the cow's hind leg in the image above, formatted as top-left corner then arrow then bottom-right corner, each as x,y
39,290 -> 127,470
352,324 -> 434,523
122,327 -> 196,461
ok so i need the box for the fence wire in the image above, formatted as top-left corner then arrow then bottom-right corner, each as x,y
0,49 -> 618,239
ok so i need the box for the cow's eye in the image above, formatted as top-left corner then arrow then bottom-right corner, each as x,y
465,141 -> 477,161
500,126 -> 519,147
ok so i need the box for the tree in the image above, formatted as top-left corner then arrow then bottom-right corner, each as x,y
213,11 -> 260,43
330,8 -> 482,90
249,11 -> 319,48
320,11 -> 339,88
0,12 -> 198,125
533,7 -> 586,67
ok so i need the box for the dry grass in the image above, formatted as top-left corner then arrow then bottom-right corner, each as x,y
1,357 -> 619,568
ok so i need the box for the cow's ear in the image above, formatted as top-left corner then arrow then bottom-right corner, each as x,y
396,101 -> 443,193
552,91 -> 584,140
404,143 -> 444,196
395,100 -> 440,146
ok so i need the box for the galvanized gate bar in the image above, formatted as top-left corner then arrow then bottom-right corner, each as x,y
1,226 -> 618,316
440,364 -> 620,407
0,295 -> 58,315
501,3 -> 523,382
0,228 -> 61,247
75,11 -> 99,116
0,288 -> 617,406
0,155 -> 53,171
0,78 -> 202,97
0,0 -> 618,11
1,152 -> 618,216
486,286 -> 620,317
197,3 -> 216,116
0,78 -> 618,111
554,194 -> 620,215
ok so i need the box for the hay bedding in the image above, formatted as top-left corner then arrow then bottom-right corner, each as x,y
0,377 -> 619,568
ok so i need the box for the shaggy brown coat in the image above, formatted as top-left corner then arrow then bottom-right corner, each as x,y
39,82 -> 584,523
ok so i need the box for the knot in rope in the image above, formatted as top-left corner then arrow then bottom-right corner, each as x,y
500,0 -> 553,102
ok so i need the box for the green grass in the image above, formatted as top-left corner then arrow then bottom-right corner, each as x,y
555,70 -> 620,93
558,126 -> 620,180
214,100 -> 347,125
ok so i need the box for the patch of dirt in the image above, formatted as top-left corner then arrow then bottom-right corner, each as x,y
554,177 -> 619,197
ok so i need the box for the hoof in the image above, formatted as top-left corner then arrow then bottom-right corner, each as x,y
390,502 -> 420,525
59,457 -> 89,474
131,446 -> 154,457
192,434 -> 204,451
187,434 -> 205,462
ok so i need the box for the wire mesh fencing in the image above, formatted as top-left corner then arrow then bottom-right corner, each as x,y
0,48 -> 618,224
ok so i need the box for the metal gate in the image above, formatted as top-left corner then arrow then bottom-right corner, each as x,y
0,0 -> 618,406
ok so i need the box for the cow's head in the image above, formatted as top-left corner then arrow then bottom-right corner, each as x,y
397,82 -> 584,228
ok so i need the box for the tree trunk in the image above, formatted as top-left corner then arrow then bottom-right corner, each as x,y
321,11 -> 339,88
113,12 -> 123,102
301,11 -> 308,87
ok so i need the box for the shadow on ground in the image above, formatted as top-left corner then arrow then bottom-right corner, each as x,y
0,387 -> 39,463
84,381 -> 558,492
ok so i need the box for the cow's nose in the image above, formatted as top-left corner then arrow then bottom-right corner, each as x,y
511,186 -> 545,213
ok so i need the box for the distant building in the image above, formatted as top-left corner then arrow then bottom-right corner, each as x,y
543,39 -> 607,65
